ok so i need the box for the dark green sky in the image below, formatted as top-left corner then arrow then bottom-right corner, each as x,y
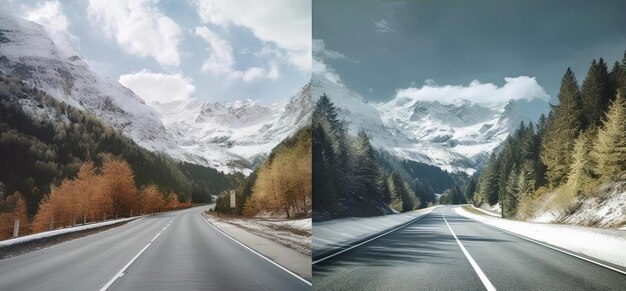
313,0 -> 626,118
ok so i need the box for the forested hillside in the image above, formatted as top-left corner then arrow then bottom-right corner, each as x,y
0,75 -> 230,218
214,126 -> 312,218
474,51 -> 626,225
375,150 -> 457,207
312,94 -> 430,220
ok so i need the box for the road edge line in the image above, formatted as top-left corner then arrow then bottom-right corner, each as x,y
200,214 -> 312,286
442,211 -> 497,291
454,207 -> 626,276
312,206 -> 439,265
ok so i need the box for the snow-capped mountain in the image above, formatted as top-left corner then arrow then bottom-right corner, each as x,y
0,12 -> 310,174
150,84 -> 311,174
0,11 -> 178,154
312,73 -> 529,174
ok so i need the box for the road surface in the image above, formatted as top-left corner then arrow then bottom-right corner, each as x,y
313,205 -> 626,290
0,206 -> 311,290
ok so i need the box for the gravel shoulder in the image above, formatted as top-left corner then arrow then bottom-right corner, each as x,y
202,213 -> 311,280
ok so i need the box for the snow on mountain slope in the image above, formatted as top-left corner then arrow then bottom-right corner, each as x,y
0,12 -> 177,154
312,73 -> 529,174
0,12 -> 310,174
150,83 -> 311,173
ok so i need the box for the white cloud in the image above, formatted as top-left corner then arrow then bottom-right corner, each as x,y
195,0 -> 311,72
119,70 -> 195,103
313,58 -> 341,84
395,77 -> 550,106
313,39 -> 346,85
374,19 -> 396,33
25,0 -> 69,31
87,0 -> 182,67
313,39 -> 347,60
195,26 -> 275,82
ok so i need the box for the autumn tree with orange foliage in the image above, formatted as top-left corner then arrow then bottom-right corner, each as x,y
8,159 -> 192,239
139,185 -> 165,214
243,128 -> 311,218
0,192 -> 30,240
101,160 -> 137,217
166,192 -> 180,209
32,160 -> 136,231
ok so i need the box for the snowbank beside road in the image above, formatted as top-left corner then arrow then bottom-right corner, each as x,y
456,206 -> 626,269
313,206 -> 439,260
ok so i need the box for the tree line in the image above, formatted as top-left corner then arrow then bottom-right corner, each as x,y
0,158 -> 189,240
312,94 -> 425,220
474,51 -> 626,218
214,127 -> 312,219
0,75 -> 231,220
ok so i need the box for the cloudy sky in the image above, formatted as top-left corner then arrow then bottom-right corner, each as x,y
4,0 -> 311,105
313,0 -> 626,119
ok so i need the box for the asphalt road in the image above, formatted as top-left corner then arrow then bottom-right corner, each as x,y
0,206 -> 311,291
313,205 -> 626,290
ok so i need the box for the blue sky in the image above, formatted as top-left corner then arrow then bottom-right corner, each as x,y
4,0 -> 311,105
313,0 -> 626,120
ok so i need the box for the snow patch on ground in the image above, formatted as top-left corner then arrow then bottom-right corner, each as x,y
313,206 -> 439,258
0,217 -> 137,247
561,186 -> 626,228
202,213 -> 311,280
472,205 -> 500,217
478,202 -> 502,215
203,214 -> 310,256
456,206 -> 626,268
528,182 -> 626,228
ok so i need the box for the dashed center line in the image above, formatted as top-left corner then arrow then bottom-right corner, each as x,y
99,217 -> 175,291
442,211 -> 496,291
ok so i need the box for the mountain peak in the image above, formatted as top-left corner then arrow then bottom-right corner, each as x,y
313,74 -> 527,174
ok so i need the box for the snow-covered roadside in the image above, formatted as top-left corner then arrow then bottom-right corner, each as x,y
472,205 -> 500,217
455,206 -> 626,269
206,215 -> 310,255
313,206 -> 439,259
202,214 -> 311,280
0,217 -> 138,247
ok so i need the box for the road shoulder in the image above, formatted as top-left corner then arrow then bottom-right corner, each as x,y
313,206 -> 439,261
201,214 -> 311,281
456,206 -> 626,271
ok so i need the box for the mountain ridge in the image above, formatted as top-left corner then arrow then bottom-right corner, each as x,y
312,73 -> 530,174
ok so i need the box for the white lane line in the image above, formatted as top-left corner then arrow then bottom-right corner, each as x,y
100,218 -> 174,291
99,243 -> 151,291
442,211 -> 496,291
454,207 -> 626,276
313,207 -> 439,265
200,215 -> 312,286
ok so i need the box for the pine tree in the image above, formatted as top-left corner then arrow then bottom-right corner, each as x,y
478,153 -> 500,206
380,172 -> 392,204
541,68 -> 584,186
567,131 -> 595,196
592,92 -> 626,182
463,179 -> 477,203
503,169 -> 519,218
313,94 -> 350,202
312,122 -> 337,209
389,171 -> 416,212
518,160 -> 536,195
582,58 -> 613,126
350,130 -> 382,200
